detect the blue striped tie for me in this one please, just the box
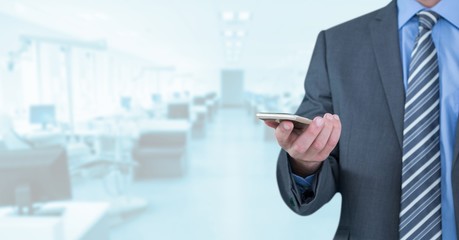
[399,10,442,240]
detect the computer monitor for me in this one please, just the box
[0,146,71,215]
[151,94,162,104]
[120,96,132,110]
[29,105,56,129]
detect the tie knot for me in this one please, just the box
[417,10,440,30]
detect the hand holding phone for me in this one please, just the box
[256,112,312,129]
[258,112,341,177]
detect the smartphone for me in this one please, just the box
[256,112,312,129]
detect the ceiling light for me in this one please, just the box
[235,41,242,47]
[236,30,246,37]
[224,30,233,37]
[238,11,251,21]
[222,11,235,21]
[225,41,233,47]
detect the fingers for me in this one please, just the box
[264,120,279,129]
[287,116,325,160]
[317,114,341,159]
[275,121,295,149]
[288,113,341,162]
[306,113,335,159]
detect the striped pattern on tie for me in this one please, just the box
[399,10,442,240]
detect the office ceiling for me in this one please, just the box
[0,0,388,81]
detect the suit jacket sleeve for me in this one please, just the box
[276,30,340,216]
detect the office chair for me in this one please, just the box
[0,114,33,150]
[72,118,147,221]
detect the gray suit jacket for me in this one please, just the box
[276,1,459,239]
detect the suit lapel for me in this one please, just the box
[370,1,405,149]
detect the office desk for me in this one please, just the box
[136,119,191,133]
[20,130,66,147]
[190,107,207,137]
[133,120,190,179]
[0,202,110,240]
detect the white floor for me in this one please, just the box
[76,107,341,240]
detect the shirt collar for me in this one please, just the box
[397,0,459,29]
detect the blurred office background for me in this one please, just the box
[0,0,388,239]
